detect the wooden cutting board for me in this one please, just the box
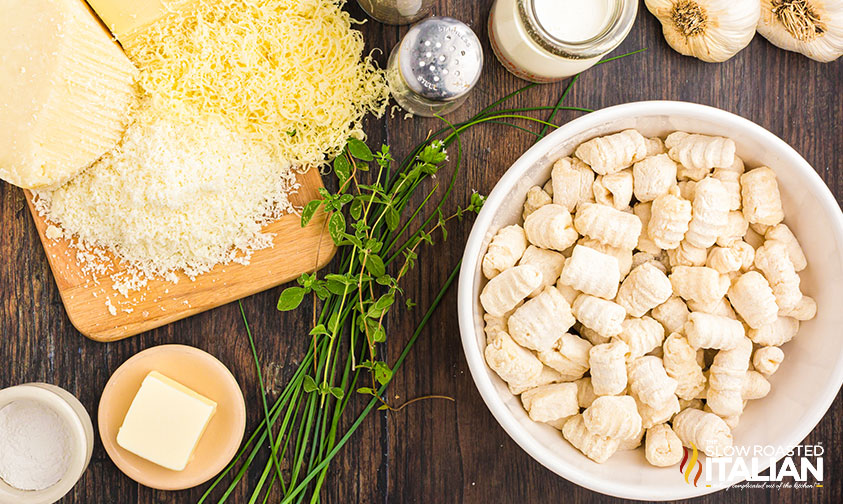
[25,169,335,342]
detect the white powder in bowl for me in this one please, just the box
[0,400,72,491]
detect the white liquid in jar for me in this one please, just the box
[533,0,612,42]
[489,0,628,83]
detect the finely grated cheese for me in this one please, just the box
[34,0,389,300]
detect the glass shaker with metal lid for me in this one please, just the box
[489,0,638,83]
[386,17,484,117]
[356,0,433,25]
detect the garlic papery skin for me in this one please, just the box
[645,0,761,62]
[758,0,843,62]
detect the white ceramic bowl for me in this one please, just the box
[457,101,843,500]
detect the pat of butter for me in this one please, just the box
[116,371,217,471]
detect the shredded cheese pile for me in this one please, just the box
[35,0,388,297]
[128,0,388,166]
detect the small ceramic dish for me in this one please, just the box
[98,344,246,490]
[0,383,94,504]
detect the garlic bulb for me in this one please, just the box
[645,0,761,62]
[758,0,843,62]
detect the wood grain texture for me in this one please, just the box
[1,1,841,503]
[23,169,335,341]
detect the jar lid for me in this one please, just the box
[398,16,483,102]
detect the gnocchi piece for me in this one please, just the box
[645,424,684,467]
[537,333,592,380]
[716,211,749,247]
[765,223,807,271]
[593,170,634,210]
[727,271,779,329]
[706,246,743,275]
[754,241,802,312]
[574,203,642,250]
[555,281,580,306]
[618,426,646,451]
[747,316,799,346]
[484,330,543,387]
[677,179,697,199]
[633,154,677,202]
[559,245,620,300]
[648,187,692,249]
[742,370,771,400]
[666,240,708,268]
[588,340,630,396]
[508,365,565,395]
[663,333,707,400]
[482,225,528,279]
[685,177,730,248]
[572,294,626,338]
[578,237,633,278]
[508,286,576,351]
[543,179,554,197]
[651,297,690,335]
[574,129,649,175]
[646,136,667,156]
[781,295,817,321]
[744,225,766,249]
[631,251,668,274]
[686,297,736,319]
[519,245,565,297]
[679,398,704,412]
[480,264,543,317]
[627,356,678,407]
[562,414,620,464]
[575,377,599,409]
[684,312,745,350]
[672,408,733,457]
[615,317,665,359]
[707,337,753,417]
[635,392,680,429]
[551,156,595,212]
[712,168,743,212]
[632,202,664,255]
[741,167,784,226]
[669,266,730,306]
[577,323,612,346]
[665,132,736,178]
[483,307,518,343]
[752,346,785,376]
[522,186,552,220]
[583,396,643,440]
[523,204,579,251]
[521,383,579,423]
[704,405,743,430]
[616,263,673,317]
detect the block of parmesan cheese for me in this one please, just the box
[86,0,197,48]
[0,0,138,189]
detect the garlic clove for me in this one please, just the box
[758,0,843,62]
[645,0,761,62]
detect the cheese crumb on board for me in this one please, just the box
[0,0,138,189]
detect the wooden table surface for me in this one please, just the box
[2,1,841,503]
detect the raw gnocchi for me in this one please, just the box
[479,129,816,467]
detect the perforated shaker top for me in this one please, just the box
[398,17,483,102]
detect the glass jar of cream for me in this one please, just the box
[489,0,638,83]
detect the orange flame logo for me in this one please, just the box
[679,443,703,486]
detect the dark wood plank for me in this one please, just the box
[0,1,840,503]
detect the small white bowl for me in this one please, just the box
[457,101,843,500]
[0,384,94,504]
